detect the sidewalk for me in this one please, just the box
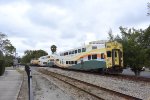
[0,68,23,100]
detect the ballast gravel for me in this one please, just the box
[42,67,150,100]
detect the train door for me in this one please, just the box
[112,49,121,66]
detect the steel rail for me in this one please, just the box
[42,66,150,82]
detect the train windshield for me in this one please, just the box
[107,51,112,57]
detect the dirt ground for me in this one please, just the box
[17,68,101,100]
[32,71,74,100]
[17,70,75,100]
[5,67,110,100]
[17,71,28,100]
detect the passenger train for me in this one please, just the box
[30,58,39,66]
[30,55,54,66]
[30,40,123,74]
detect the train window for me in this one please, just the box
[60,53,64,56]
[107,51,111,57]
[75,50,77,53]
[69,61,71,64]
[64,52,67,55]
[101,53,105,59]
[56,59,59,61]
[71,61,74,64]
[82,48,86,52]
[50,59,54,61]
[75,61,77,64]
[43,62,47,64]
[115,51,117,57]
[78,49,81,53]
[72,51,75,54]
[92,54,97,59]
[66,61,68,64]
[47,56,50,58]
[69,51,72,55]
[107,46,111,48]
[92,46,97,49]
[88,55,91,60]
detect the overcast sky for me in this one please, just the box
[0,0,149,56]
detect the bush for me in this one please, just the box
[0,51,5,76]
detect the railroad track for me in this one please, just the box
[37,68,142,100]
[111,74,150,82]
[48,67,150,83]
[81,71,150,83]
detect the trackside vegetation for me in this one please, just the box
[0,32,16,76]
[0,50,5,76]
[21,50,48,64]
[108,26,150,76]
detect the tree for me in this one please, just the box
[51,45,57,54]
[0,32,16,68]
[4,54,14,67]
[0,50,5,76]
[119,26,146,76]
[141,26,150,67]
[21,50,48,64]
[107,29,114,42]
[108,26,150,76]
[0,32,16,55]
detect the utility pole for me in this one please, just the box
[13,48,18,68]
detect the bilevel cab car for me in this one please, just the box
[49,40,123,74]
[30,58,39,66]
[37,55,53,66]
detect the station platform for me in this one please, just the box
[0,68,23,100]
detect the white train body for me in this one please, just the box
[38,55,50,66]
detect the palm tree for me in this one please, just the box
[51,45,57,54]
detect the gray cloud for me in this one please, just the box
[27,0,82,9]
[0,0,17,4]
[0,0,149,56]
[115,1,150,27]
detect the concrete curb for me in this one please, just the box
[16,71,24,100]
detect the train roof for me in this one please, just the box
[59,40,108,54]
[89,40,108,44]
[39,55,50,59]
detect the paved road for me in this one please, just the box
[122,68,150,78]
[0,69,22,100]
